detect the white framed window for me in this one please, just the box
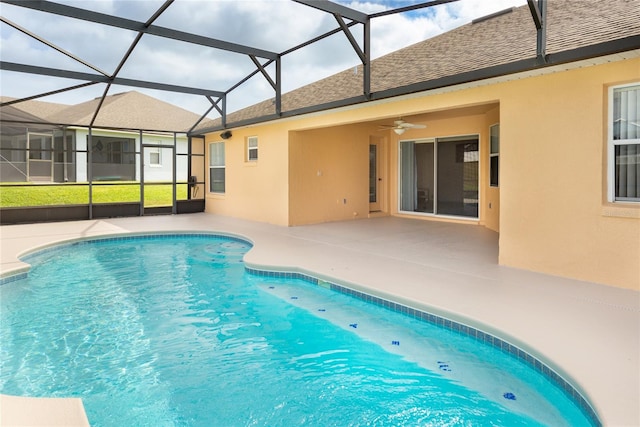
[149,147,161,166]
[209,142,225,193]
[247,136,258,161]
[489,124,499,187]
[609,83,640,202]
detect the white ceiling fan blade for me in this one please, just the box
[379,119,426,131]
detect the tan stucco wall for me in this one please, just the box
[204,124,290,225]
[289,124,370,225]
[205,57,640,289]
[497,61,640,290]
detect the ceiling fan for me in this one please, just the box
[379,119,426,135]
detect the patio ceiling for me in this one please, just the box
[0,0,550,134]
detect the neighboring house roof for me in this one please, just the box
[1,91,202,133]
[0,97,70,119]
[195,0,640,133]
[0,104,59,136]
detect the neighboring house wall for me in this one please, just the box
[204,56,639,290]
[74,129,188,182]
[0,126,76,183]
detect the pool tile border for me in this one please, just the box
[246,266,601,427]
[0,272,28,285]
[0,233,599,426]
[1,233,250,285]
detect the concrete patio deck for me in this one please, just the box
[1,213,638,426]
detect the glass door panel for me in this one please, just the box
[400,140,434,213]
[399,137,478,218]
[369,141,383,212]
[436,138,478,218]
[27,133,53,182]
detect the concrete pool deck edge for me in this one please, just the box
[1,213,638,426]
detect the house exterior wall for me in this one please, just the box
[204,124,290,225]
[497,59,640,290]
[289,124,370,225]
[204,57,639,290]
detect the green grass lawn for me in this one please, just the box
[0,182,189,208]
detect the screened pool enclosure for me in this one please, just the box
[0,107,205,224]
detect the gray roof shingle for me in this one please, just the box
[2,91,202,133]
[196,0,640,131]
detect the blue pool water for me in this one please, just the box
[0,234,595,426]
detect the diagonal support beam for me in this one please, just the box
[369,0,459,19]
[0,62,225,97]
[247,55,281,116]
[207,96,225,118]
[90,0,174,126]
[334,14,366,64]
[0,82,99,107]
[2,0,278,60]
[189,95,225,133]
[293,0,371,101]
[281,20,358,56]
[527,0,543,29]
[0,16,109,77]
[292,0,367,23]
[249,55,276,90]
[89,83,112,127]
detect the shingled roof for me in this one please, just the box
[195,0,640,132]
[0,97,70,120]
[2,91,202,133]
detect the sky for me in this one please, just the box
[0,0,526,119]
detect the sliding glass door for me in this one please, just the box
[399,136,478,218]
[400,139,434,213]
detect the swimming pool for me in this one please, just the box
[0,234,597,426]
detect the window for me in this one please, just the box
[89,136,135,164]
[54,133,74,164]
[28,134,53,160]
[247,136,258,161]
[209,142,225,193]
[489,124,499,187]
[609,83,640,202]
[149,147,161,166]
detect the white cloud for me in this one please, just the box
[1,0,525,119]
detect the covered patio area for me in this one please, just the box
[0,213,638,426]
